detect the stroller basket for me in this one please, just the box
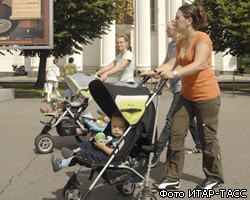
[56,119,78,136]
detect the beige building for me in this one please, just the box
[0,0,237,76]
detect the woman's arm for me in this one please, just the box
[159,42,210,79]
[104,59,129,75]
[100,59,130,81]
[138,50,177,78]
[95,60,116,77]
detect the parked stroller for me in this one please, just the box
[62,77,167,200]
[34,73,106,154]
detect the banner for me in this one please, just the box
[0,0,53,49]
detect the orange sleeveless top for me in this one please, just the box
[176,32,220,101]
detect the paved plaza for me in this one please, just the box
[0,77,250,199]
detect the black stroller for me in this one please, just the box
[62,77,167,200]
[35,73,103,154]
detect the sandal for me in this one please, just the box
[186,147,201,155]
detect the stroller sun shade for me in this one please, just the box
[89,80,150,125]
[65,73,95,102]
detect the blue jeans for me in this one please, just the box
[65,83,72,101]
[156,92,201,154]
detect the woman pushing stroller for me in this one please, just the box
[95,34,135,84]
[139,3,224,190]
[51,111,128,172]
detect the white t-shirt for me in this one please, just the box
[115,50,135,83]
[46,64,60,81]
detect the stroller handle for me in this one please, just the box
[153,78,168,95]
[137,76,151,87]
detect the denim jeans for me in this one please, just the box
[156,92,201,154]
[163,95,224,183]
[65,83,72,101]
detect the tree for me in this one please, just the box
[21,0,122,87]
[194,0,250,58]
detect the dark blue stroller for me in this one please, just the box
[62,77,167,200]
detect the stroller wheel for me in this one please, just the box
[63,173,78,198]
[64,185,80,200]
[116,182,136,196]
[34,133,53,154]
[135,190,157,200]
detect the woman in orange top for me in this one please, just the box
[139,4,224,190]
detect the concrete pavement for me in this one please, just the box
[0,87,250,199]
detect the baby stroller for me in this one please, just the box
[62,77,167,200]
[34,73,107,154]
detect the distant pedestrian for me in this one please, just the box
[46,59,61,103]
[63,57,77,101]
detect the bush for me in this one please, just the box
[239,55,250,74]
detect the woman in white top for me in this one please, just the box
[46,59,61,102]
[95,34,135,83]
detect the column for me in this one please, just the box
[166,0,182,45]
[157,0,166,66]
[100,21,116,67]
[169,0,182,20]
[135,0,151,69]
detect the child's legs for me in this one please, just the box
[53,81,61,98]
[76,141,108,163]
[47,81,53,102]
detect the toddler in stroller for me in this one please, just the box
[59,78,167,200]
[51,111,128,172]
[35,73,108,154]
[40,96,77,114]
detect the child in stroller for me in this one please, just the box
[60,78,167,200]
[39,94,83,114]
[51,111,128,172]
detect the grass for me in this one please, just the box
[11,86,67,98]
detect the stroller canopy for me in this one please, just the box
[65,73,95,102]
[89,80,150,125]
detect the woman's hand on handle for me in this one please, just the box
[158,69,175,79]
[99,73,108,82]
[138,68,160,78]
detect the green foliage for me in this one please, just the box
[194,0,250,57]
[21,0,121,58]
[239,54,250,73]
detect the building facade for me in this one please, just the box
[0,0,237,76]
